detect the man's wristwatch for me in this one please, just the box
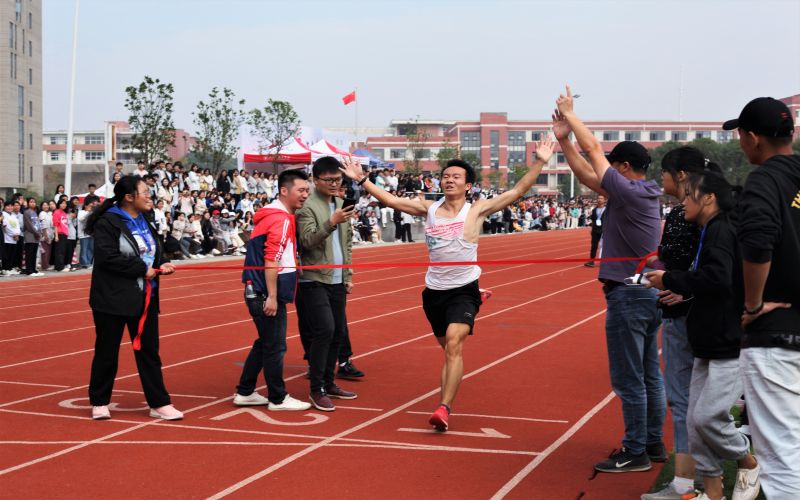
[357,176,368,186]
[743,303,764,316]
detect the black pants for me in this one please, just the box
[88,299,171,408]
[24,242,38,274]
[296,282,347,393]
[2,242,17,271]
[339,324,353,364]
[394,221,403,240]
[589,230,602,259]
[53,237,67,270]
[401,223,413,242]
[65,239,77,268]
[237,298,288,404]
[15,239,23,268]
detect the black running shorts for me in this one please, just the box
[421,280,482,338]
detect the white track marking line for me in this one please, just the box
[207,307,605,499]
[0,276,599,478]
[405,411,568,424]
[0,380,69,388]
[490,391,617,499]
[110,389,216,400]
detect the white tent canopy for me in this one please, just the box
[309,140,369,166]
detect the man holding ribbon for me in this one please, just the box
[339,138,553,432]
[85,175,181,421]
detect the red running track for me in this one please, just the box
[0,229,670,498]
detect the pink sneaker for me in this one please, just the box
[92,405,111,420]
[429,405,450,432]
[149,404,183,421]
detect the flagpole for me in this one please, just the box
[65,0,80,196]
[354,87,358,144]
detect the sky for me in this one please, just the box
[42,0,800,133]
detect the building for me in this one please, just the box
[42,121,196,195]
[0,0,41,198]
[363,93,800,194]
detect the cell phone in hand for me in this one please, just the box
[342,198,357,210]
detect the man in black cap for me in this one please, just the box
[730,96,800,499]
[553,86,666,474]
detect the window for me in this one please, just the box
[85,151,105,161]
[490,130,499,160]
[28,40,30,55]
[536,174,548,185]
[649,131,666,141]
[28,133,32,150]
[21,29,24,54]
[460,131,480,150]
[556,153,565,164]
[10,52,16,79]
[18,154,24,183]
[17,85,23,115]
[671,131,688,141]
[28,12,31,29]
[531,131,544,141]
[18,119,24,149]
[389,148,406,159]
[28,100,31,117]
[508,131,526,148]
[28,67,31,84]
[602,131,619,141]
[508,151,525,164]
[718,131,732,143]
[85,135,104,145]
[695,131,711,139]
[414,149,431,160]
[49,151,60,161]
[9,22,13,48]
[29,165,32,182]
[624,131,641,141]
[15,0,21,22]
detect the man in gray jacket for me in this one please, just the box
[296,156,359,411]
[22,197,43,276]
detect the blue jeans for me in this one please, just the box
[79,237,93,267]
[662,317,693,454]
[236,299,288,404]
[604,285,666,455]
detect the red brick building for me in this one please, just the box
[363,93,800,194]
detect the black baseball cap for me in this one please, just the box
[606,141,651,170]
[722,97,794,137]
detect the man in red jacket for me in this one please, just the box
[233,169,312,411]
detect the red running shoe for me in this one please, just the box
[429,405,450,432]
[480,288,493,303]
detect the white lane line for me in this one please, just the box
[110,389,217,400]
[405,411,568,424]
[0,380,69,388]
[490,391,617,499]
[0,276,599,480]
[207,307,605,499]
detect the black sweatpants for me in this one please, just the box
[589,230,602,259]
[296,282,347,393]
[2,242,17,271]
[88,299,171,408]
[24,242,38,274]
[53,237,67,271]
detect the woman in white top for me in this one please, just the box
[339,139,554,433]
[38,201,53,270]
[201,168,214,191]
[187,164,201,191]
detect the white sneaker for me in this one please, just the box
[149,404,184,420]
[233,392,269,406]
[694,495,725,500]
[92,405,111,420]
[211,249,221,256]
[60,268,71,273]
[732,463,760,500]
[30,272,45,277]
[268,394,312,411]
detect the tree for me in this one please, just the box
[192,87,246,174]
[248,99,302,157]
[460,151,482,185]
[793,137,800,155]
[402,121,430,174]
[648,138,755,186]
[509,163,529,187]
[124,76,176,164]
[486,170,501,189]
[435,140,458,170]
[557,173,575,200]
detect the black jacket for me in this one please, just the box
[589,206,605,234]
[736,154,800,346]
[89,211,167,316]
[658,205,700,319]
[663,215,743,359]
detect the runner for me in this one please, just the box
[338,138,554,431]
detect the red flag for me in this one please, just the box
[342,90,356,105]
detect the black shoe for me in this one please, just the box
[646,442,668,463]
[594,448,651,473]
[584,261,595,268]
[336,360,364,379]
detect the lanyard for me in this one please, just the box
[691,225,707,272]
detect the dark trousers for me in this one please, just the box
[2,242,17,270]
[339,324,353,363]
[237,299,288,404]
[296,282,347,393]
[15,239,23,268]
[24,242,38,274]
[88,299,171,408]
[65,239,77,268]
[394,221,403,240]
[589,230,602,259]
[53,237,67,270]
[401,223,413,242]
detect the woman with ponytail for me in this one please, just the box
[85,175,182,421]
[645,171,760,500]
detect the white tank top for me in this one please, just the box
[424,198,481,290]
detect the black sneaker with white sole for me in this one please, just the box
[594,448,652,473]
